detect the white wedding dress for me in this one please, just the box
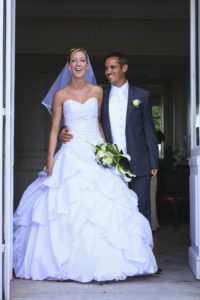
[13,97,157,282]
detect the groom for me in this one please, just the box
[60,52,158,221]
[101,52,158,221]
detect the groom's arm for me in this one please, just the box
[59,126,73,143]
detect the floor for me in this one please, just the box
[10,223,200,300]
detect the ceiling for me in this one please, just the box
[15,0,190,83]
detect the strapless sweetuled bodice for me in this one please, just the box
[63,97,101,140]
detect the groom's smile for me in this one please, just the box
[104,57,128,87]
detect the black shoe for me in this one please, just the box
[155,267,162,274]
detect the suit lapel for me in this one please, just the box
[103,87,113,143]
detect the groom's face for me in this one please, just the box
[105,57,128,87]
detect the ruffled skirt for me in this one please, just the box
[13,138,157,282]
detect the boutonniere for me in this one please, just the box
[132,99,141,108]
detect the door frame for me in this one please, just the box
[0,0,4,298]
[0,0,16,299]
[189,0,200,280]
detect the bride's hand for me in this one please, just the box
[46,157,54,176]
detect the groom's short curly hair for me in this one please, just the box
[105,52,128,68]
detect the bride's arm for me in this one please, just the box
[97,87,106,142]
[46,92,63,176]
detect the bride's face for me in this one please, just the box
[69,51,88,78]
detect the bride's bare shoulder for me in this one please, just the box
[53,87,70,106]
[95,85,103,99]
[88,84,103,95]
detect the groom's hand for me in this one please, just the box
[151,168,158,179]
[60,127,73,143]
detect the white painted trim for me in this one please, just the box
[189,152,200,279]
[3,0,16,299]
[188,0,200,281]
[0,0,4,298]
[189,246,200,279]
[191,145,200,156]
[10,0,15,280]
[190,0,196,149]
[199,0,200,121]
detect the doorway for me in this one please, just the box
[3,0,199,299]
[14,0,190,264]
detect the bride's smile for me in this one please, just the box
[69,51,88,78]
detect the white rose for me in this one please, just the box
[97,150,106,159]
[132,99,141,108]
[102,152,113,166]
[100,144,107,151]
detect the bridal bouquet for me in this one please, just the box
[89,142,135,182]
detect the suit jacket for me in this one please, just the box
[101,85,159,176]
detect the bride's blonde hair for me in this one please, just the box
[67,48,88,63]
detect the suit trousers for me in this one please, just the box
[129,175,151,222]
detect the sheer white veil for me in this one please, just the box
[42,54,97,114]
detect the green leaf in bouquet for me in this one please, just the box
[105,143,117,155]
[111,155,119,166]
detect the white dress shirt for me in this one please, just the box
[109,81,129,154]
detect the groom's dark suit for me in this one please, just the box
[101,85,159,221]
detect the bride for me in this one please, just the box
[13,48,157,282]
